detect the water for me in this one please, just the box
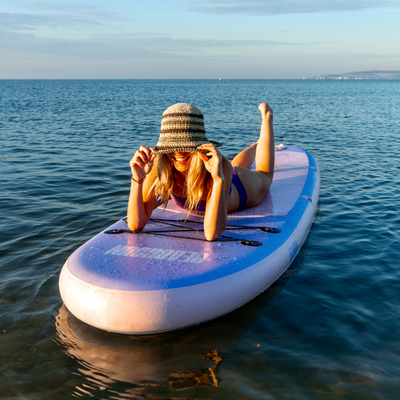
[1,79,399,399]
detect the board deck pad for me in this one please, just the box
[154,146,309,219]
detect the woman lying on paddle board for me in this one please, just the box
[128,102,274,241]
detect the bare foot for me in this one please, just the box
[258,102,273,118]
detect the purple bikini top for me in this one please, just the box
[170,194,207,213]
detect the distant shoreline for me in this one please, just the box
[304,70,400,80]
[1,73,400,80]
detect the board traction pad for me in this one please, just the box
[153,146,309,218]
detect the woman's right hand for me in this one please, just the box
[130,146,155,181]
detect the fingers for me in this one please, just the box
[137,146,154,164]
[198,143,215,149]
[198,144,217,160]
[198,144,222,167]
[130,146,156,181]
[198,143,217,153]
[130,146,154,168]
[197,144,224,178]
[148,147,156,161]
[198,151,210,162]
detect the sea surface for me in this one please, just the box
[0,79,399,400]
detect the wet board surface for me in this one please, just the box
[59,145,320,334]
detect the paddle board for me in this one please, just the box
[59,145,320,334]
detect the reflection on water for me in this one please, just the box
[168,350,222,390]
[55,272,285,398]
[55,306,229,398]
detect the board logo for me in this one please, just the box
[104,245,210,264]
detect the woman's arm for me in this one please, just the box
[127,146,157,231]
[198,144,231,241]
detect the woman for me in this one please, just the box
[128,102,274,241]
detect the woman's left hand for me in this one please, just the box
[198,144,223,179]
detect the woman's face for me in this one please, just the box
[167,152,193,173]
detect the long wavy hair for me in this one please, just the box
[147,153,208,213]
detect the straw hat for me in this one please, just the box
[152,103,222,155]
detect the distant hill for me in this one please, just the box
[304,70,400,80]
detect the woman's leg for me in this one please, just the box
[231,103,274,175]
[231,141,258,169]
[255,103,274,180]
[228,103,275,210]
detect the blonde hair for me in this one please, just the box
[147,153,208,213]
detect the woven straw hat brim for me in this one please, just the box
[153,103,222,155]
[152,140,222,155]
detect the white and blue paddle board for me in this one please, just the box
[59,145,320,334]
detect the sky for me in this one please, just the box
[1,0,400,79]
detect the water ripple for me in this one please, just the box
[1,79,400,399]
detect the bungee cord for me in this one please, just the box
[104,218,280,246]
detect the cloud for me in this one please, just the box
[0,2,128,32]
[185,0,400,15]
[0,29,298,60]
[20,1,126,21]
[21,1,103,12]
[0,11,103,31]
